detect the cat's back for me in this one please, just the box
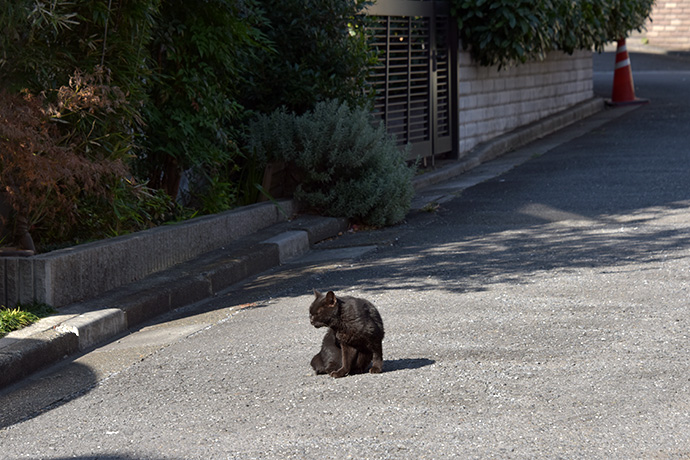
[340,295,384,338]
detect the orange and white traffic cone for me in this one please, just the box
[607,38,649,106]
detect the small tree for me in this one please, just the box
[0,90,126,247]
[0,0,171,247]
[0,0,158,158]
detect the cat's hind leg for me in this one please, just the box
[352,350,373,374]
[369,342,384,374]
[312,329,342,375]
[310,352,328,374]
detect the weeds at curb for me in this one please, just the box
[0,302,56,337]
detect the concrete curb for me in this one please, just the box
[1,200,299,309]
[412,97,604,190]
[0,97,607,390]
[0,215,348,389]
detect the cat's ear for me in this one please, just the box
[313,289,321,298]
[326,291,337,306]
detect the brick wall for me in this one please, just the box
[643,0,690,50]
[458,49,594,154]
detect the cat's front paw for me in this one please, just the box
[329,369,348,378]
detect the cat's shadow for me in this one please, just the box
[383,358,435,373]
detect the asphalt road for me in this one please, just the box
[1,51,689,459]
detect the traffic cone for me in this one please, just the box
[607,38,649,106]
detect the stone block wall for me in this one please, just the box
[644,0,690,50]
[0,200,295,308]
[458,49,594,154]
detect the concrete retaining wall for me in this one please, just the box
[458,49,594,154]
[0,200,296,308]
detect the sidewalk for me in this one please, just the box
[0,97,615,390]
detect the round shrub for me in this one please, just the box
[248,100,415,227]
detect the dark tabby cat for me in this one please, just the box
[309,290,385,378]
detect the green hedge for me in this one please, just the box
[451,0,656,68]
[0,0,380,248]
[137,0,268,205]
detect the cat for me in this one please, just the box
[310,328,373,376]
[309,290,385,378]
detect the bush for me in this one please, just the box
[0,86,182,249]
[248,100,415,227]
[0,302,56,337]
[0,0,174,248]
[0,0,157,159]
[451,0,656,68]
[1,0,386,248]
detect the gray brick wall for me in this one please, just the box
[644,0,690,50]
[458,50,594,154]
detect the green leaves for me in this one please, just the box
[0,0,392,250]
[239,0,376,115]
[248,100,415,227]
[0,302,55,336]
[451,0,655,69]
[140,0,267,203]
[0,308,39,336]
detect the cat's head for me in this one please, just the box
[309,289,338,328]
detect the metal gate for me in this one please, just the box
[365,0,457,163]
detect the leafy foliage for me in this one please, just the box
[249,100,415,227]
[0,89,125,244]
[451,0,656,68]
[0,0,170,248]
[0,0,158,157]
[0,302,56,337]
[139,0,270,205]
[0,307,39,336]
[0,75,180,248]
[239,0,377,115]
[0,0,386,248]
[73,179,181,244]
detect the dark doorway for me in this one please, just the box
[366,0,458,164]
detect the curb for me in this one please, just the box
[1,200,298,309]
[412,97,604,190]
[0,97,609,390]
[0,215,348,389]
